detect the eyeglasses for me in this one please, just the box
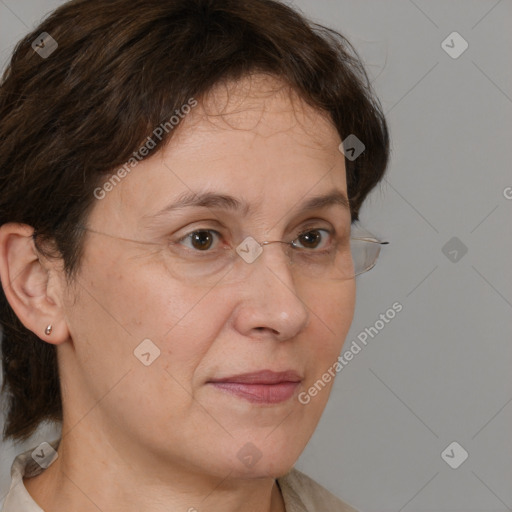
[75,222,388,287]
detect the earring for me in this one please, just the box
[44,324,53,335]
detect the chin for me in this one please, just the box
[231,459,297,480]
[225,439,305,479]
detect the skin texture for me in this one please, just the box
[0,74,356,512]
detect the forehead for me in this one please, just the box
[88,74,347,231]
[176,74,342,161]
[190,73,339,145]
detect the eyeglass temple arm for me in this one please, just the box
[351,237,389,245]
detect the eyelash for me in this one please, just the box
[175,226,337,253]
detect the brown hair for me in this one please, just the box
[0,0,389,442]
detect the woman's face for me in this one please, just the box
[57,75,356,479]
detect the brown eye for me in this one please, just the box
[184,230,217,251]
[295,229,327,249]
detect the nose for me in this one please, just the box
[231,243,309,341]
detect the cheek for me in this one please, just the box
[63,257,236,438]
[108,263,243,401]
[298,280,355,406]
[83,242,221,337]
[65,248,229,387]
[301,279,355,354]
[294,283,355,418]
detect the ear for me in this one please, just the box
[0,223,70,345]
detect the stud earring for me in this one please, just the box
[44,324,53,335]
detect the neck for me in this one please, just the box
[23,428,286,512]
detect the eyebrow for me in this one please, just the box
[146,189,350,221]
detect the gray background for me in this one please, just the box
[1,1,511,511]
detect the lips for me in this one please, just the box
[209,370,302,385]
[208,370,302,404]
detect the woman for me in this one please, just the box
[0,0,389,510]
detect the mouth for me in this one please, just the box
[207,370,302,404]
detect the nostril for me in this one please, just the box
[254,326,280,335]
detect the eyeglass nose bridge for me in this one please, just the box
[260,240,292,247]
[257,239,295,263]
[234,236,295,266]
[261,238,298,251]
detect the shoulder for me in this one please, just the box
[277,468,360,512]
[1,439,60,512]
